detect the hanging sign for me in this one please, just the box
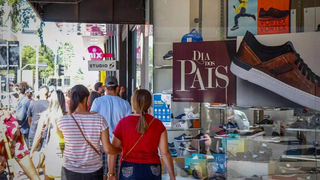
[88,46,113,60]
[88,61,117,71]
[173,41,236,103]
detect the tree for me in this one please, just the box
[72,68,84,85]
[21,45,55,81]
[57,42,75,75]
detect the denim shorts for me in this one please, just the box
[61,167,103,180]
[119,161,161,180]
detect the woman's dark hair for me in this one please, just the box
[131,89,152,134]
[69,85,90,114]
[89,92,101,107]
[56,90,67,115]
[18,82,29,94]
[94,82,103,91]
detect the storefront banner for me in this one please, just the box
[257,0,290,35]
[87,46,112,60]
[227,0,290,38]
[88,61,116,71]
[153,94,171,128]
[173,41,236,103]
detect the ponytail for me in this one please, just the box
[137,111,148,134]
[69,91,79,114]
[132,89,152,134]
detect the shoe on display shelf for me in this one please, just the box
[175,114,185,120]
[179,143,186,150]
[287,115,320,129]
[163,50,173,60]
[234,110,250,130]
[170,148,178,157]
[182,113,200,120]
[174,133,192,141]
[257,115,274,125]
[187,146,197,152]
[215,130,229,137]
[173,120,188,130]
[168,142,175,149]
[259,7,290,21]
[231,31,320,111]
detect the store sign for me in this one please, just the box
[173,41,236,103]
[88,61,116,71]
[88,46,112,60]
[153,94,171,128]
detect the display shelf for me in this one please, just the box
[154,65,173,69]
[257,124,274,127]
[281,155,320,161]
[286,128,320,132]
[162,174,208,180]
[166,128,202,131]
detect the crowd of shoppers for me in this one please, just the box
[0,77,175,180]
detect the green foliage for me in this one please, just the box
[6,0,37,33]
[21,45,55,80]
[0,0,5,6]
[57,42,75,75]
[72,68,84,85]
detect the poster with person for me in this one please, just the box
[227,0,290,38]
[227,0,258,38]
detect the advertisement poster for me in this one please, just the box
[227,0,290,38]
[227,0,258,38]
[173,41,236,103]
[257,0,290,35]
[153,94,172,127]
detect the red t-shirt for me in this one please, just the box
[113,114,166,164]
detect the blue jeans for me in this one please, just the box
[119,161,161,180]
[235,7,254,25]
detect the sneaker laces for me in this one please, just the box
[295,54,320,86]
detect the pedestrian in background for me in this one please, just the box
[27,86,50,149]
[31,90,67,179]
[58,85,121,180]
[87,91,101,111]
[90,76,131,180]
[109,89,176,180]
[94,82,104,96]
[14,82,31,147]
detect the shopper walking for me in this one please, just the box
[90,76,131,180]
[14,82,31,147]
[94,82,105,96]
[109,89,175,180]
[57,85,121,180]
[27,86,50,149]
[31,90,67,179]
[88,91,101,111]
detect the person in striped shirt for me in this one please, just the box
[57,85,121,180]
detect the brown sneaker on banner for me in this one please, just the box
[259,7,290,21]
[231,31,320,111]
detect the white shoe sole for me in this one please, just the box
[230,61,320,111]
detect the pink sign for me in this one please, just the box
[88,46,113,60]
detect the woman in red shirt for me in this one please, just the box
[108,89,175,180]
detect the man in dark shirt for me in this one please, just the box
[27,86,49,149]
[14,82,31,146]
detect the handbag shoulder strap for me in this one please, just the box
[122,117,156,161]
[70,114,100,155]
[190,29,198,33]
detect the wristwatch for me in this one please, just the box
[107,172,116,177]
